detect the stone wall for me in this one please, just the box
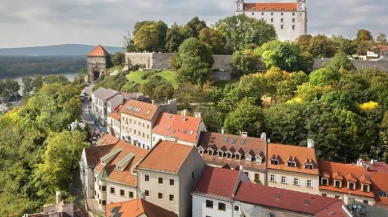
[212,55,232,71]
[125,53,152,68]
[314,58,388,72]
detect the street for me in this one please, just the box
[81,83,94,126]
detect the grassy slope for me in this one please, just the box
[126,70,179,88]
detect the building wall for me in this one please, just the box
[120,114,153,149]
[137,170,180,215]
[79,149,96,198]
[192,195,233,217]
[87,56,107,82]
[107,95,124,117]
[94,172,107,209]
[106,181,137,205]
[267,169,319,194]
[319,189,375,205]
[108,117,121,138]
[313,58,388,72]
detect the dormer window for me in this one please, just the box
[348,182,355,190]
[217,150,224,157]
[305,163,314,169]
[245,154,252,162]
[198,147,205,155]
[362,184,370,192]
[334,180,342,188]
[287,161,296,167]
[256,156,262,163]
[321,177,329,186]
[379,191,387,197]
[271,159,279,165]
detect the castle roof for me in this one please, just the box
[243,3,298,11]
[88,45,110,57]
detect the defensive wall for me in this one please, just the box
[314,58,388,72]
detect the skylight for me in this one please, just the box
[379,191,387,197]
[189,130,194,135]
[224,137,229,142]
[240,138,245,145]
[183,129,188,134]
[232,138,237,144]
[172,129,176,134]
[146,110,150,115]
[167,126,171,131]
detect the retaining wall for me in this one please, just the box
[314,58,388,72]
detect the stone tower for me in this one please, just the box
[236,0,244,11]
[87,45,110,82]
[297,0,307,35]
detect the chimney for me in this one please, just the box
[221,128,224,134]
[260,132,267,140]
[267,138,271,144]
[371,159,374,165]
[151,99,155,104]
[241,132,248,137]
[239,165,244,171]
[56,191,61,204]
[194,112,201,118]
[307,139,315,148]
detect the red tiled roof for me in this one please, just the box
[366,161,388,173]
[267,143,318,175]
[318,161,374,198]
[105,199,177,217]
[198,132,267,171]
[87,45,110,57]
[138,141,194,174]
[152,113,203,143]
[110,105,123,121]
[86,134,119,166]
[119,100,159,121]
[243,3,297,11]
[234,182,341,215]
[314,201,347,217]
[94,140,148,186]
[370,172,388,206]
[194,166,241,198]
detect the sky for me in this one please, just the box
[0,0,387,48]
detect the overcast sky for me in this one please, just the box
[0,0,387,48]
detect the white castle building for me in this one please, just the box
[236,0,307,41]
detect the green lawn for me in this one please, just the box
[126,70,178,88]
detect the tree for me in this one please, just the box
[123,32,136,52]
[141,76,174,103]
[22,77,34,96]
[308,34,336,58]
[338,38,356,55]
[181,16,207,39]
[133,21,155,36]
[176,38,214,85]
[309,67,340,86]
[196,106,225,133]
[356,29,373,42]
[111,52,124,66]
[376,33,387,45]
[328,51,356,71]
[165,23,185,53]
[261,41,313,73]
[198,27,226,54]
[134,23,159,52]
[43,75,69,84]
[215,14,276,53]
[230,49,262,77]
[295,34,312,52]
[2,78,20,97]
[33,74,43,91]
[354,40,373,55]
[224,97,264,137]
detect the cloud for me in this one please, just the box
[0,0,387,47]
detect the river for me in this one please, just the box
[1,72,78,95]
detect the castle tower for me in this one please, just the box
[236,0,244,11]
[87,45,110,82]
[297,0,307,35]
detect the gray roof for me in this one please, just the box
[93,87,119,101]
[107,94,123,103]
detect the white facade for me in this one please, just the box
[108,117,121,138]
[236,0,307,41]
[107,95,124,117]
[120,114,154,150]
[79,149,95,198]
[192,195,233,217]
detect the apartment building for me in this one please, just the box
[79,134,119,198]
[151,110,207,147]
[318,160,375,205]
[266,141,320,194]
[93,140,148,209]
[108,105,122,138]
[92,87,120,126]
[197,132,267,184]
[137,140,206,217]
[370,171,388,209]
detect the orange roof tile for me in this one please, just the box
[138,141,193,174]
[267,143,318,175]
[106,199,177,217]
[244,3,297,11]
[87,45,110,57]
[110,105,123,121]
[320,170,331,178]
[318,161,374,198]
[119,100,159,121]
[95,140,148,186]
[152,113,202,143]
[370,172,388,206]
[359,175,371,184]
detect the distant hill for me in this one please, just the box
[0,44,123,56]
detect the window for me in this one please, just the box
[294,178,299,185]
[95,177,96,182]
[281,18,284,22]
[254,173,260,181]
[206,200,213,208]
[335,196,340,199]
[129,191,134,198]
[169,194,174,201]
[305,163,313,169]
[292,25,295,30]
[147,134,149,139]
[281,25,284,29]
[192,171,195,179]
[292,12,295,16]
[348,182,355,190]
[271,12,273,15]
[271,18,273,22]
[363,200,368,204]
[218,202,226,211]
[322,194,327,197]
[102,200,106,205]
[134,129,137,134]
[270,159,279,165]
[252,12,254,15]
[170,179,175,186]
[147,124,149,129]
[379,191,387,197]
[335,180,341,188]
[145,190,149,196]
[307,180,312,187]
[142,133,145,137]
[281,176,286,184]
[110,187,115,194]
[270,174,275,182]
[234,206,239,211]
[158,177,163,184]
[281,12,283,16]
[158,193,163,199]
[322,178,329,186]
[292,18,295,23]
[102,186,106,192]
[145,175,149,181]
[287,161,296,167]
[261,12,264,15]
[120,189,125,196]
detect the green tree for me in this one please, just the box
[176,38,214,85]
[329,51,356,71]
[33,74,43,91]
[182,16,207,39]
[261,41,313,73]
[215,14,276,53]
[134,23,159,52]
[2,78,20,97]
[230,49,262,77]
[123,32,136,52]
[376,33,387,45]
[196,106,225,133]
[356,29,373,42]
[309,67,340,86]
[22,76,34,96]
[198,27,226,54]
[133,21,155,36]
[43,75,69,84]
[308,34,336,58]
[141,76,174,103]
[111,52,124,66]
[295,34,312,52]
[224,97,264,137]
[165,23,185,53]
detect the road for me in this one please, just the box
[81,83,94,126]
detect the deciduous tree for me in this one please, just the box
[230,49,262,77]
[165,23,185,53]
[198,27,226,54]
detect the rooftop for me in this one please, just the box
[110,105,122,121]
[93,87,119,101]
[314,201,346,217]
[365,160,388,173]
[370,172,388,206]
[343,201,388,217]
[318,161,374,198]
[95,140,148,186]
[105,199,177,217]
[267,143,318,175]
[234,182,341,215]
[138,141,193,174]
[243,3,298,11]
[87,45,110,57]
[119,99,159,121]
[85,134,118,166]
[197,132,267,172]
[152,112,203,143]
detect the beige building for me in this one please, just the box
[197,132,268,185]
[266,141,320,194]
[137,140,206,217]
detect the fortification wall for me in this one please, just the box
[125,53,152,68]
[152,53,173,69]
[212,55,232,71]
[314,58,388,72]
